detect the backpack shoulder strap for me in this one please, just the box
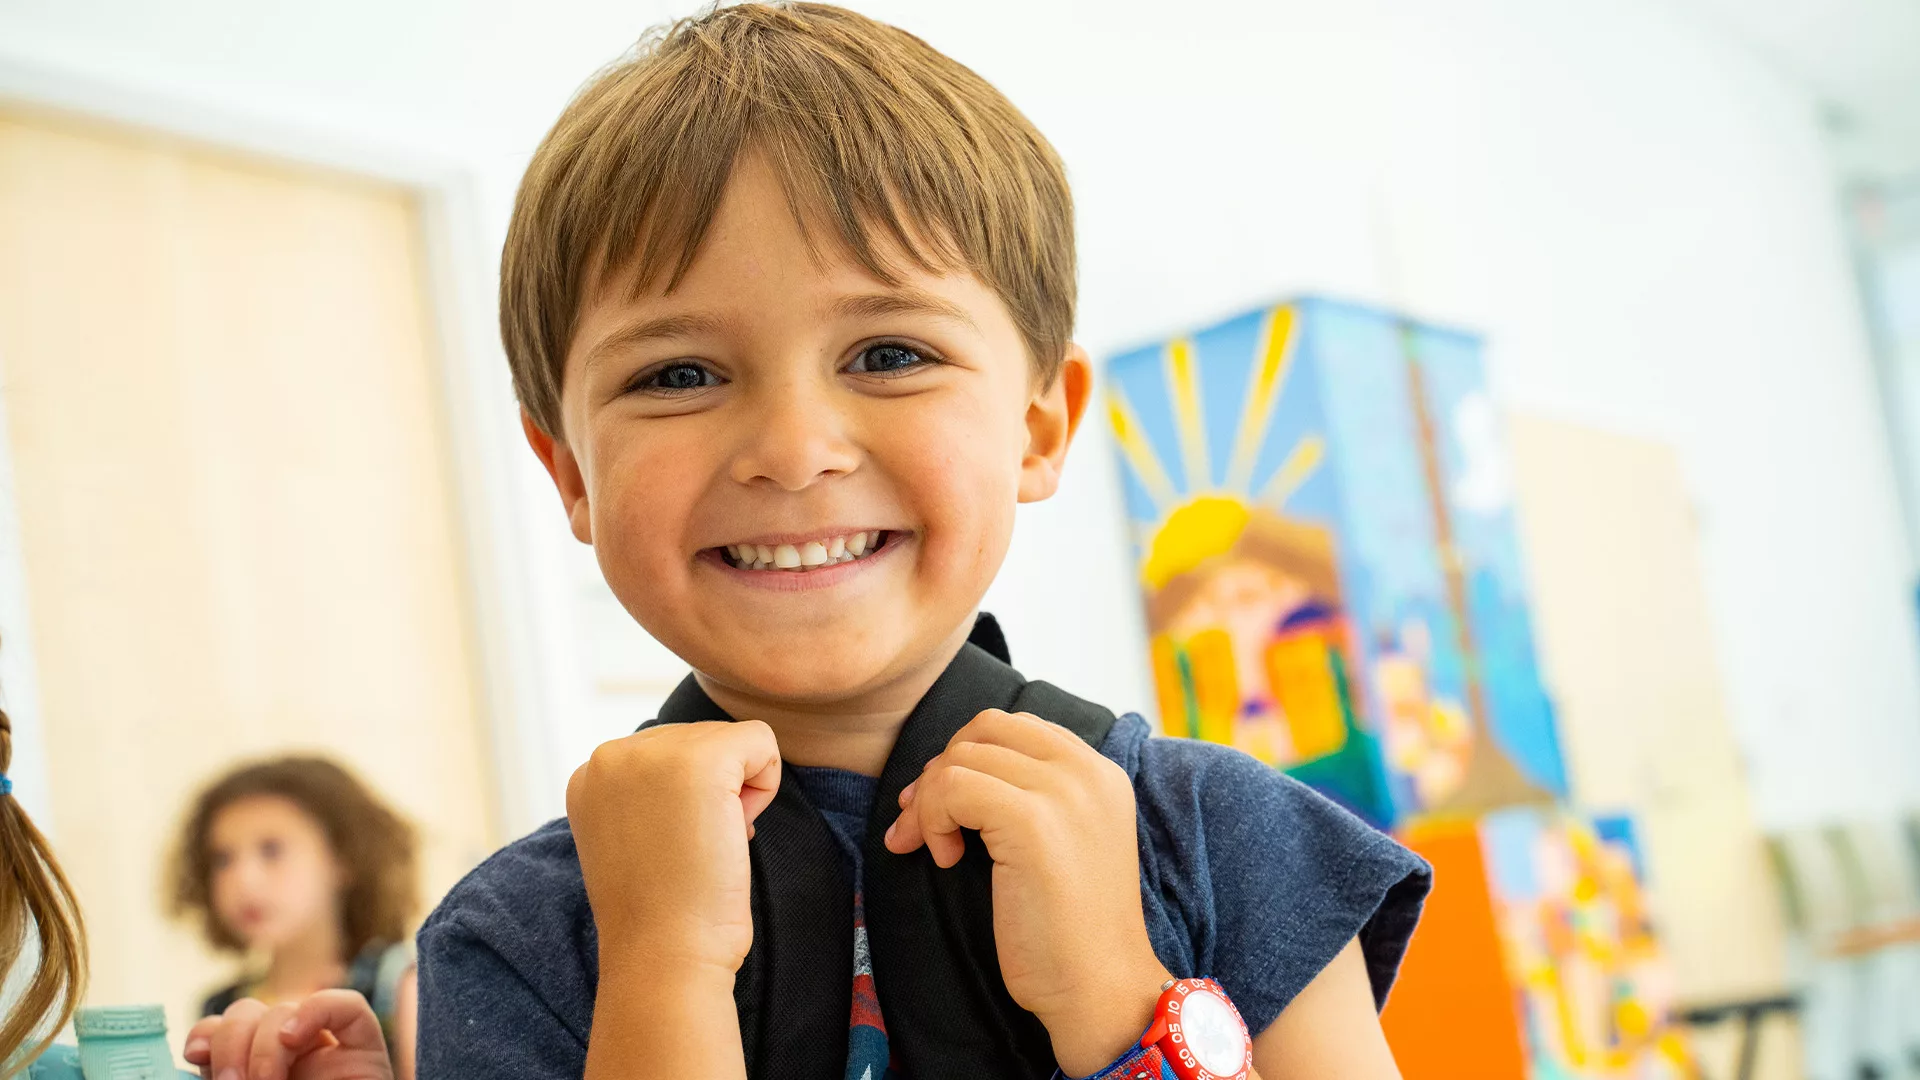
[1009,678,1118,751]
[971,611,1117,750]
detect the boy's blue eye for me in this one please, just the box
[850,343,934,375]
[635,362,720,393]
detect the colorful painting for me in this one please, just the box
[1107,297,1566,827]
[1406,324,1570,808]
[1385,810,1695,1079]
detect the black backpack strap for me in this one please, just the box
[864,643,1056,1078]
[862,640,1123,1079]
[735,778,852,1078]
[966,610,1012,664]
[968,611,1116,749]
[1009,678,1118,750]
[647,676,852,1080]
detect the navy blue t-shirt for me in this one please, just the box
[415,714,1430,1079]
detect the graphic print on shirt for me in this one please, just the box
[846,889,895,1079]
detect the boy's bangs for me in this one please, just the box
[605,126,973,306]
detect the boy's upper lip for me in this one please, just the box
[709,526,904,548]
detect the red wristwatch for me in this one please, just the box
[1138,977,1252,1080]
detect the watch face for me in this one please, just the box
[1180,989,1246,1075]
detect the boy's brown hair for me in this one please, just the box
[502,1,1077,437]
[167,756,419,957]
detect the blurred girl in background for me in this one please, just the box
[0,653,87,1073]
[169,757,420,1080]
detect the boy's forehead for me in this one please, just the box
[573,206,1011,373]
[578,153,987,317]
[613,160,940,291]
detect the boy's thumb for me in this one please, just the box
[281,990,387,1056]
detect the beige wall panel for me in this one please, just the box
[0,110,498,1048]
[1508,413,1797,1079]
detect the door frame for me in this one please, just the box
[0,56,557,839]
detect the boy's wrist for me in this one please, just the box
[595,911,750,978]
[1040,955,1175,1078]
[598,938,741,1003]
[589,949,744,1080]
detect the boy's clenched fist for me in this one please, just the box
[884,709,1173,1076]
[567,719,782,975]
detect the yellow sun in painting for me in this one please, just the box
[1140,496,1249,590]
[1109,304,1328,588]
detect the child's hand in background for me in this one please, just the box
[883,709,1173,1077]
[566,719,782,977]
[182,990,392,1080]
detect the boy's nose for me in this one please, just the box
[729,383,861,491]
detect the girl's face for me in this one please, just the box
[206,795,345,954]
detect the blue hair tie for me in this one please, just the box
[0,774,11,796]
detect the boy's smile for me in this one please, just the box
[527,151,1089,735]
[711,528,895,580]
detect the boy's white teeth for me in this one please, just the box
[725,531,886,571]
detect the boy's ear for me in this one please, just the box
[521,409,594,544]
[1017,343,1092,504]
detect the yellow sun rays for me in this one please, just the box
[1164,337,1211,492]
[1226,306,1297,493]
[1110,303,1322,532]
[1258,434,1325,507]
[1106,387,1180,515]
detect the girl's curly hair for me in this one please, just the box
[168,756,418,956]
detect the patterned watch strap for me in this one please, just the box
[1063,1042,1175,1080]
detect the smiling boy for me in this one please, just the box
[413,6,1429,1079]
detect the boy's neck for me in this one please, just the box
[695,620,976,777]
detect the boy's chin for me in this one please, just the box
[704,652,896,704]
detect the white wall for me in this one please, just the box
[2,0,1915,832]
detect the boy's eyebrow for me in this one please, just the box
[581,312,732,370]
[832,289,979,332]
[581,290,976,372]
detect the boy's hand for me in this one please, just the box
[566,719,781,977]
[182,990,392,1080]
[884,709,1173,1077]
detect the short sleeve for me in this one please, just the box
[1111,718,1431,1037]
[414,820,598,1080]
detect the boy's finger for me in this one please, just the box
[926,766,1022,866]
[889,765,971,859]
[888,769,951,854]
[730,720,783,823]
[210,999,268,1079]
[891,764,1026,868]
[951,709,1081,762]
[248,1002,302,1080]
[884,801,923,855]
[281,989,387,1056]
[934,738,1051,792]
[183,1017,220,1066]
